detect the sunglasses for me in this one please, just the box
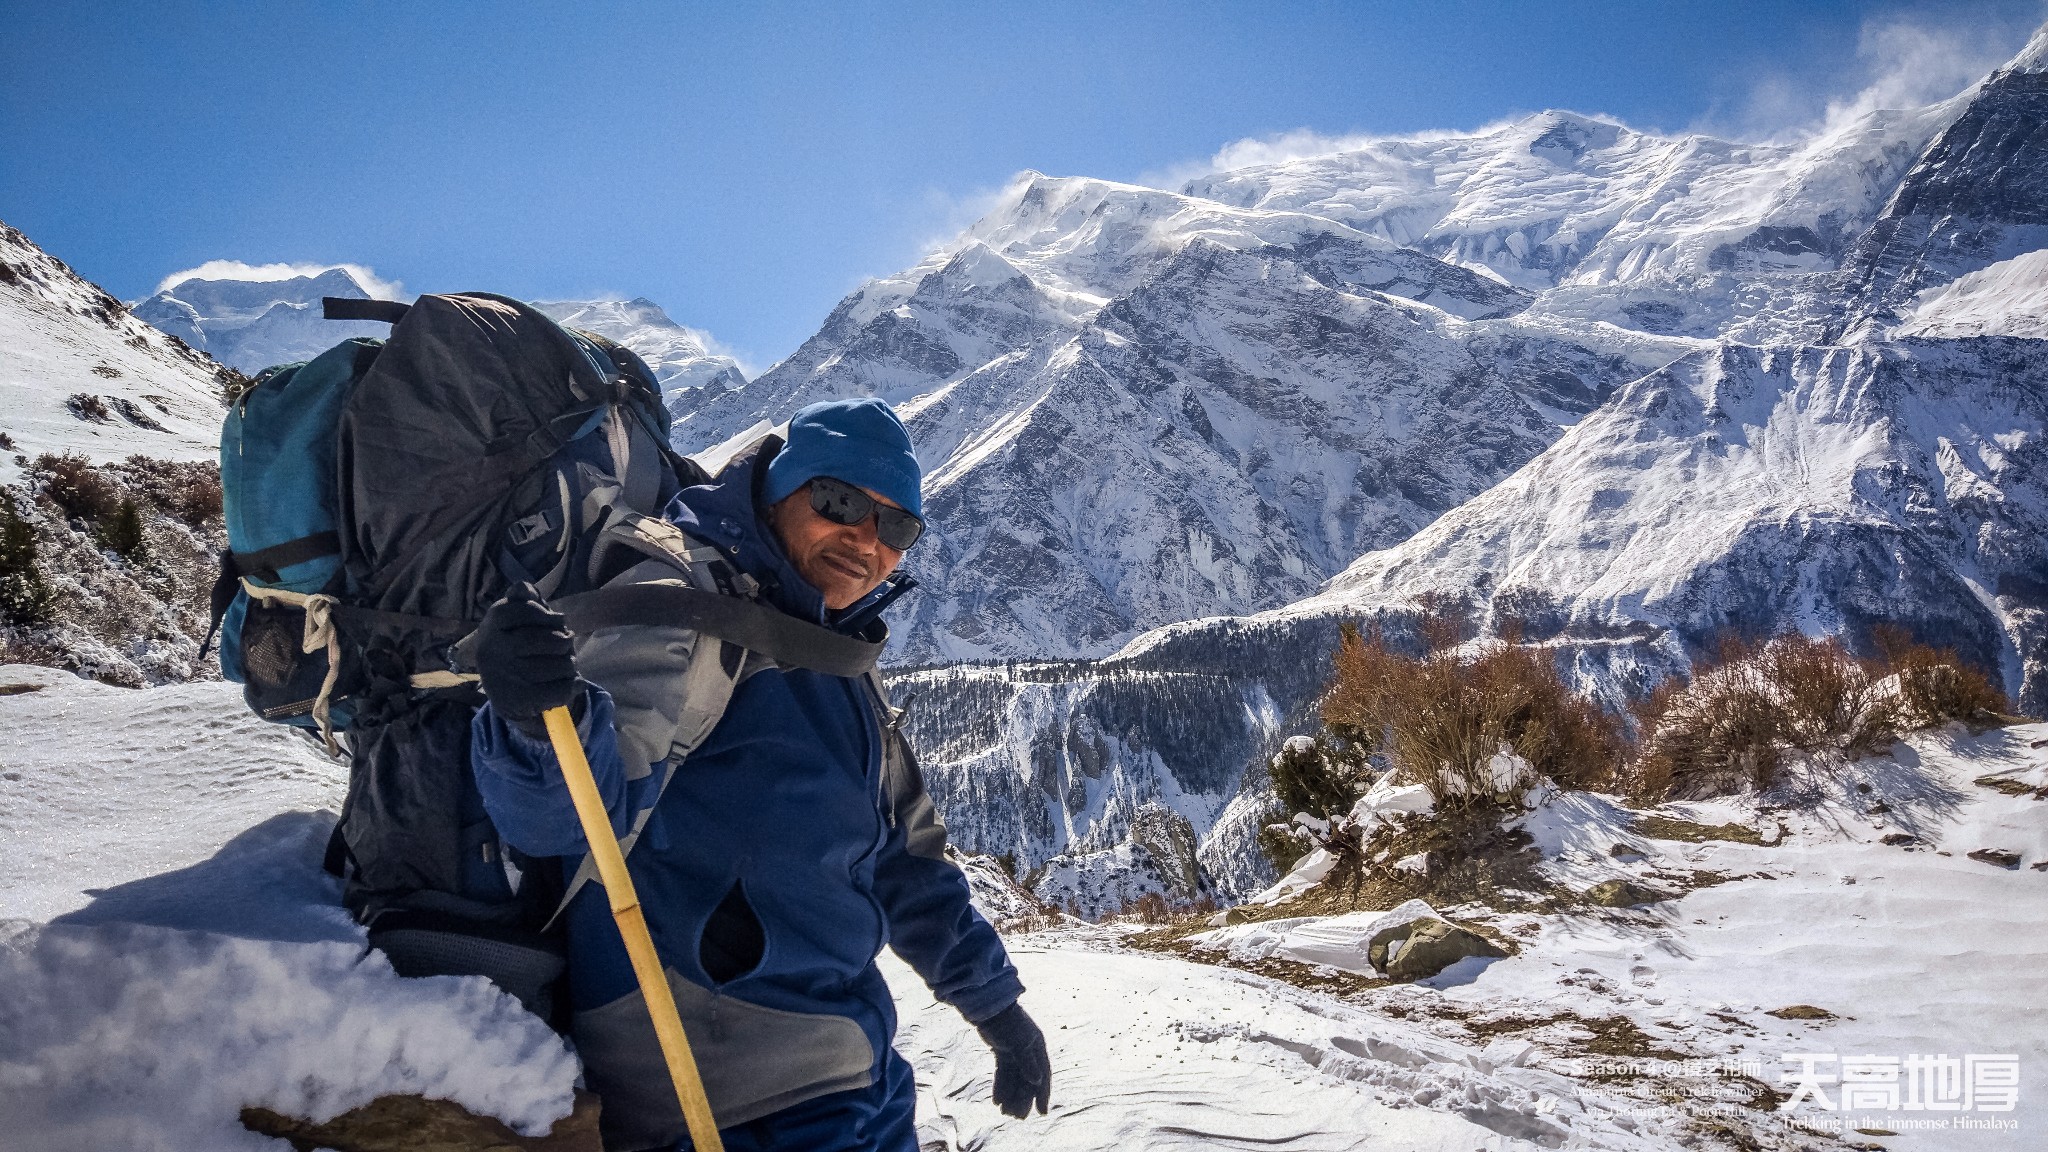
[807,476,925,551]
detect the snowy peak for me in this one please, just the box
[151,267,368,325]
[2007,23,2048,73]
[0,220,228,483]
[530,297,747,404]
[1525,113,1625,167]
[131,266,385,374]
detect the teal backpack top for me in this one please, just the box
[215,337,374,725]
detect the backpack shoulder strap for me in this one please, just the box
[866,670,949,861]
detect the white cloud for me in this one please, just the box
[1704,9,2046,142]
[154,260,407,301]
[909,177,1024,258]
[1144,118,1520,192]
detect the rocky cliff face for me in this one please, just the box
[1842,29,2048,332]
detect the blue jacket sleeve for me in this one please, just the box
[470,686,659,859]
[872,826,1024,1025]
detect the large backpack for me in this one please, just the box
[213,293,706,1019]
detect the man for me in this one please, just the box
[468,398,1050,1151]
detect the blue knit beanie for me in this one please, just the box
[761,397,923,519]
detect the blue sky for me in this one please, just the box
[3,1,2042,370]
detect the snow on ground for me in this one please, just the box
[0,666,579,1149]
[7,665,2044,1149]
[888,939,1668,1151]
[1134,725,2048,1150]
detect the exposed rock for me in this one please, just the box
[1368,915,1506,981]
[241,1091,601,1152]
[1766,1004,1836,1020]
[1968,847,2024,869]
[1585,879,1667,907]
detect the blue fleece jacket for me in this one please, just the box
[469,458,1022,1075]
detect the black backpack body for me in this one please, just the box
[216,293,700,1019]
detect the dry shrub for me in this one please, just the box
[1123,891,1172,924]
[33,453,122,521]
[114,456,223,528]
[1762,633,1897,754]
[1635,627,2012,801]
[1632,640,1788,800]
[1873,623,2010,727]
[1323,609,1621,808]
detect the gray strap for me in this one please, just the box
[545,635,749,930]
[556,583,882,678]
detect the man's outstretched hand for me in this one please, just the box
[474,582,580,737]
[976,1002,1051,1117]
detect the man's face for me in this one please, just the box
[768,481,907,611]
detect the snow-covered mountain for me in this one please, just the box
[878,27,2048,905]
[530,296,747,409]
[679,41,2043,668]
[128,266,751,408]
[131,267,393,375]
[695,176,1688,664]
[0,220,230,486]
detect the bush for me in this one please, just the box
[1257,733,1373,874]
[1872,624,2010,727]
[1633,627,2012,801]
[96,498,147,559]
[1323,615,1621,808]
[115,456,223,528]
[0,494,54,625]
[34,453,121,521]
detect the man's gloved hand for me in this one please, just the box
[474,582,581,738]
[975,1002,1051,1118]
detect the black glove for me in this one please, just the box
[474,582,581,738]
[976,1002,1051,1118]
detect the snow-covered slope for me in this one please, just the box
[0,221,229,487]
[131,266,393,375]
[1288,336,2048,709]
[1896,249,2048,339]
[1175,722,2048,1152]
[0,666,580,1149]
[531,296,747,412]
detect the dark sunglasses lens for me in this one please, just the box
[810,477,923,549]
[875,508,924,551]
[809,479,871,526]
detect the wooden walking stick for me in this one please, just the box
[542,706,725,1152]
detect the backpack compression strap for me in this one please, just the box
[553,584,883,679]
[322,297,412,324]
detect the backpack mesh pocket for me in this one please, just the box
[236,595,330,722]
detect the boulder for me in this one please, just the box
[1586,879,1666,907]
[1369,915,1506,981]
[1968,848,2023,869]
